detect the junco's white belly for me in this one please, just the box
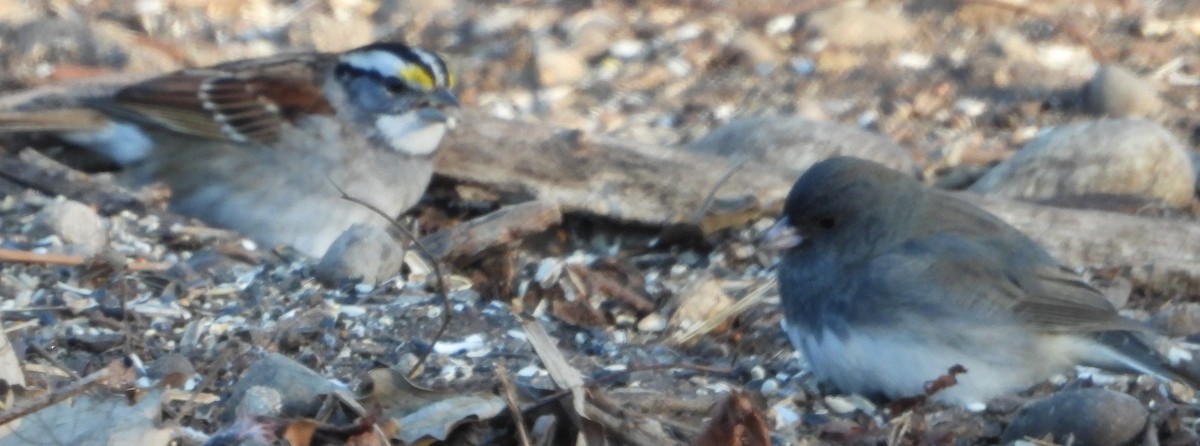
[787,322,1088,407]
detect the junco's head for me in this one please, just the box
[767,156,1194,407]
[771,156,924,257]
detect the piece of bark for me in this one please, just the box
[437,110,796,228]
[0,148,167,216]
[961,192,1200,295]
[417,200,562,261]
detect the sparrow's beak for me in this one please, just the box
[761,217,802,250]
[428,88,460,108]
[416,88,460,124]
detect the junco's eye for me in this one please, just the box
[818,217,836,229]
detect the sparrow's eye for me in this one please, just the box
[384,79,408,94]
[817,217,836,229]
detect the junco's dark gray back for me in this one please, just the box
[770,156,1193,407]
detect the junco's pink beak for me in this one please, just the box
[761,217,802,250]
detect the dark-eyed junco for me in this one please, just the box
[765,156,1195,407]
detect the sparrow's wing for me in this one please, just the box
[101,69,333,145]
[860,233,1139,334]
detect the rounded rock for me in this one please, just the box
[1085,65,1162,118]
[688,116,918,176]
[316,223,405,286]
[970,119,1195,207]
[220,353,345,422]
[33,199,108,256]
[805,5,913,48]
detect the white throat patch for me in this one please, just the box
[375,112,447,156]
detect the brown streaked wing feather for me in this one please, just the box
[249,77,334,120]
[112,72,266,142]
[110,64,333,145]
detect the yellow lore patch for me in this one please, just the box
[398,64,435,90]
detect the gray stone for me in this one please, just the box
[1001,388,1148,446]
[688,116,918,176]
[1085,65,1162,118]
[146,353,195,387]
[220,353,348,422]
[1152,303,1200,338]
[33,199,108,256]
[236,386,283,418]
[315,223,405,285]
[970,119,1195,207]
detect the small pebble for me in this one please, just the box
[33,199,108,256]
[315,224,405,285]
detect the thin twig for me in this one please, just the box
[666,277,775,346]
[497,360,532,446]
[0,367,111,426]
[688,156,749,225]
[26,342,80,380]
[522,362,734,414]
[328,181,452,378]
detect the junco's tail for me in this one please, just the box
[1083,330,1200,389]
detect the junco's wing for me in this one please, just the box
[908,193,1140,333]
[858,231,1139,333]
[858,230,1195,385]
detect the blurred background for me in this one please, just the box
[3,0,1198,188]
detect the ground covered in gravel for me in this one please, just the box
[1,0,1200,445]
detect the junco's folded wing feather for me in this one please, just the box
[1015,267,1145,333]
[864,230,1140,333]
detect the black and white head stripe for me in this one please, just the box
[336,42,454,91]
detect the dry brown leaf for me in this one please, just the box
[691,391,770,446]
[281,419,317,446]
[360,368,504,444]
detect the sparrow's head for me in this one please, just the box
[334,42,459,156]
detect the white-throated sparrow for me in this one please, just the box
[0,42,459,257]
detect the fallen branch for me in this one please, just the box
[0,248,170,272]
[417,200,562,261]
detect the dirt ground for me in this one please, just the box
[1,0,1200,445]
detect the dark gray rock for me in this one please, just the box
[220,353,349,422]
[1001,388,1148,446]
